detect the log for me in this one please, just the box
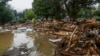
[86,49,90,56]
[65,26,78,51]
[89,47,99,55]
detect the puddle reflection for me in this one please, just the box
[11,32,34,48]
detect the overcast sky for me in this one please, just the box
[8,0,33,12]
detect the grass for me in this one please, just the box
[0,32,13,56]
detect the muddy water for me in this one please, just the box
[0,30,54,56]
[5,30,37,56]
[10,32,34,49]
[33,32,54,56]
[0,31,13,56]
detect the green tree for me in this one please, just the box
[24,9,35,20]
[61,0,99,21]
[0,0,14,25]
[33,0,51,19]
[32,0,66,20]
[50,0,66,19]
[94,10,100,21]
[33,0,99,21]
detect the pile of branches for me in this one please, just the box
[33,19,100,56]
[55,19,100,56]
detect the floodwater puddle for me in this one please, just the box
[10,32,34,49]
[2,29,37,56]
[0,31,13,56]
[34,33,54,56]
[0,28,54,56]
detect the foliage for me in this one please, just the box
[17,12,24,19]
[33,0,50,18]
[93,9,100,21]
[76,9,83,18]
[93,10,100,17]
[33,0,99,21]
[96,16,100,21]
[61,0,99,20]
[24,9,35,20]
[32,0,66,20]
[0,0,14,25]
[18,18,26,23]
[14,12,25,23]
[50,0,66,19]
[12,10,17,21]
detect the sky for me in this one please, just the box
[8,0,33,12]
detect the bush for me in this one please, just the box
[96,16,100,21]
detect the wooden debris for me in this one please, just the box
[33,19,100,56]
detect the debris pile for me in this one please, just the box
[33,19,100,56]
